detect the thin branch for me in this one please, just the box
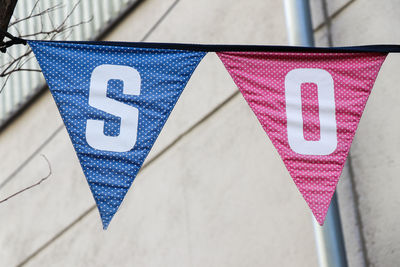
[57,1,80,31]
[8,4,62,27]
[0,154,52,204]
[0,0,90,91]
[0,73,12,93]
[1,68,41,76]
[19,30,62,38]
[5,49,15,61]
[0,49,31,76]
[28,0,41,18]
[15,51,34,67]
[9,21,21,36]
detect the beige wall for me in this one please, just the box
[0,0,399,266]
[314,1,400,266]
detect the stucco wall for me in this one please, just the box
[315,1,400,266]
[0,0,399,266]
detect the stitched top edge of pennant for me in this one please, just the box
[26,40,400,53]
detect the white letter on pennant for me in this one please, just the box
[86,64,140,152]
[285,68,337,155]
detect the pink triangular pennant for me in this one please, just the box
[217,51,387,224]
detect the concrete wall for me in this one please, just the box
[313,1,400,266]
[0,0,398,266]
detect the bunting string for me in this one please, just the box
[3,38,399,229]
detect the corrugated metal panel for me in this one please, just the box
[0,0,137,126]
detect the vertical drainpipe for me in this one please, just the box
[282,1,348,266]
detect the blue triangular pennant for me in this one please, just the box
[29,40,206,229]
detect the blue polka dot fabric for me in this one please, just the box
[29,40,206,229]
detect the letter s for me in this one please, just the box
[85,64,140,152]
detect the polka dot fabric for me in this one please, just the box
[29,41,206,229]
[217,51,387,224]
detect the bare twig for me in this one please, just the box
[1,0,90,90]
[0,48,32,93]
[2,68,41,75]
[8,4,61,27]
[0,73,11,93]
[0,154,52,204]
[1,49,31,75]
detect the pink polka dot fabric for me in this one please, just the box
[217,51,387,225]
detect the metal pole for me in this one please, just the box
[283,1,348,266]
[313,194,348,267]
[283,0,314,46]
